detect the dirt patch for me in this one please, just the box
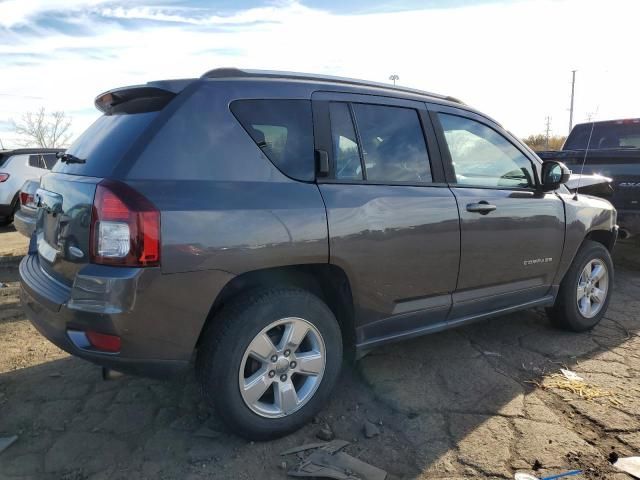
[1,227,639,479]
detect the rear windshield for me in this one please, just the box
[565,121,640,150]
[52,112,159,177]
[230,100,315,181]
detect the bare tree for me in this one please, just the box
[11,107,73,148]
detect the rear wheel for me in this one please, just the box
[0,202,18,226]
[547,240,614,332]
[196,288,343,440]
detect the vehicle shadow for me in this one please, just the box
[0,250,638,479]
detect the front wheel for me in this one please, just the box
[196,288,343,440]
[547,240,614,332]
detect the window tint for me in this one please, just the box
[439,114,535,188]
[42,154,58,169]
[53,112,159,177]
[329,103,363,180]
[231,100,314,181]
[28,155,44,168]
[564,121,640,150]
[352,104,431,183]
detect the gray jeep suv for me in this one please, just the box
[20,68,618,440]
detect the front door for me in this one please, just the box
[430,106,565,318]
[312,92,460,347]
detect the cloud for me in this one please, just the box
[0,0,639,148]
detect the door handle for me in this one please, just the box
[466,201,497,214]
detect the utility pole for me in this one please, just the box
[389,74,399,86]
[545,116,552,150]
[568,70,576,134]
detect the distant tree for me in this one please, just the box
[10,107,73,148]
[523,134,567,152]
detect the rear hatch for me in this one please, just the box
[35,81,191,286]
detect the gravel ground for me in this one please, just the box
[0,224,639,480]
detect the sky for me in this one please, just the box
[0,0,638,148]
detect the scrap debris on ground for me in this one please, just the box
[530,368,623,405]
[282,440,387,480]
[613,456,640,478]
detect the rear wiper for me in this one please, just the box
[56,152,86,164]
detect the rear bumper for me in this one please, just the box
[14,209,36,237]
[19,253,229,378]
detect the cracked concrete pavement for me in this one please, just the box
[1,224,639,479]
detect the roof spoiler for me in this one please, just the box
[94,79,195,114]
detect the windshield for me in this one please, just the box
[564,121,640,150]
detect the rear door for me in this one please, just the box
[312,92,460,347]
[429,104,565,318]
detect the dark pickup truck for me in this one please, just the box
[538,118,640,239]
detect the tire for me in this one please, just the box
[546,240,614,332]
[196,288,343,440]
[0,201,19,226]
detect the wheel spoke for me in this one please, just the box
[591,287,605,303]
[242,369,272,405]
[580,295,592,314]
[275,380,299,414]
[295,351,323,376]
[577,284,587,299]
[590,264,605,282]
[248,333,277,362]
[279,321,309,351]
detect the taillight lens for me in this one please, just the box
[20,191,36,208]
[90,180,160,267]
[0,173,9,182]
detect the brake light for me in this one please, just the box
[20,191,36,208]
[90,180,160,267]
[0,173,8,182]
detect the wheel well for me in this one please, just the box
[585,229,616,252]
[197,264,355,352]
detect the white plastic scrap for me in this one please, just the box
[614,457,640,479]
[560,369,584,382]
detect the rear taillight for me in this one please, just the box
[90,180,160,267]
[20,191,36,208]
[0,173,9,182]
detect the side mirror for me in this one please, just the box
[541,161,571,191]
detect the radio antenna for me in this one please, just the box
[573,107,598,200]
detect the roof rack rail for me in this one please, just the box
[201,68,463,104]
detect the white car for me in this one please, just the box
[0,149,62,225]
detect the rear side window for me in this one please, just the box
[352,104,431,183]
[231,100,314,181]
[28,155,44,168]
[328,102,432,183]
[52,112,159,177]
[42,154,58,169]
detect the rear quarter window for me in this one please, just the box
[230,100,315,181]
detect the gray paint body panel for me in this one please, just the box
[18,74,618,378]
